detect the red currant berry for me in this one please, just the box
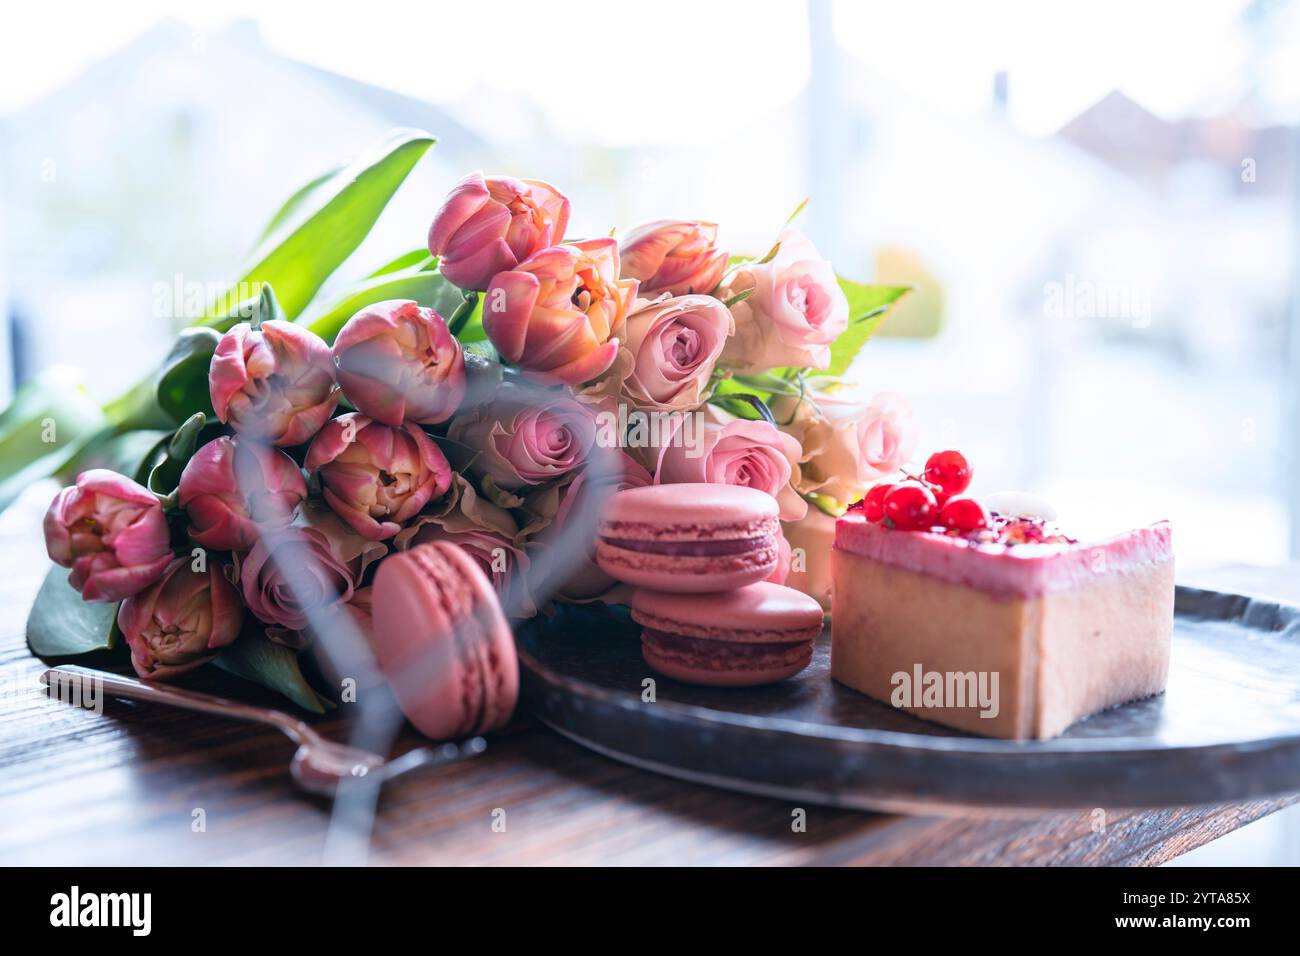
[938,496,990,533]
[883,482,938,531]
[862,482,895,522]
[923,450,972,497]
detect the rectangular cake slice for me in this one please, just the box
[830,512,1174,739]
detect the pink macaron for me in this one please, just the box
[371,541,518,740]
[596,483,781,593]
[632,582,825,687]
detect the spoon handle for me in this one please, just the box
[42,664,315,744]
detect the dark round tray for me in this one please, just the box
[517,587,1300,814]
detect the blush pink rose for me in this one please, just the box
[238,527,356,631]
[209,320,339,446]
[720,228,849,374]
[614,294,733,412]
[305,413,452,541]
[177,436,307,551]
[332,299,466,426]
[428,172,571,292]
[118,557,243,680]
[550,452,653,601]
[44,469,172,602]
[619,220,728,297]
[655,411,807,521]
[484,239,638,385]
[447,389,597,490]
[773,388,917,504]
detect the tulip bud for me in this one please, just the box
[209,320,339,447]
[484,239,638,385]
[428,172,571,292]
[44,469,172,602]
[620,220,728,297]
[177,436,308,551]
[118,557,243,680]
[332,299,466,426]
[305,413,453,540]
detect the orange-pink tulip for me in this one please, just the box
[620,219,728,297]
[484,239,638,385]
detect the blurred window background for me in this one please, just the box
[3,0,1300,572]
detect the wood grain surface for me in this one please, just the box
[1,484,1296,866]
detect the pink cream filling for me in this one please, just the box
[602,533,775,557]
[834,512,1172,598]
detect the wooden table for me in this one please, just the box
[1,485,1296,866]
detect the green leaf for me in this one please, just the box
[215,633,332,714]
[156,327,221,424]
[709,391,776,424]
[369,249,436,278]
[212,129,436,322]
[26,566,120,657]
[825,280,911,378]
[785,196,809,226]
[723,288,754,308]
[144,413,208,495]
[0,369,110,510]
[302,265,464,345]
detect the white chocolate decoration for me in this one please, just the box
[983,490,1058,522]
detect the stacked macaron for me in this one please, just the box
[597,484,824,687]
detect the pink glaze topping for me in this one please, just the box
[834,512,1173,598]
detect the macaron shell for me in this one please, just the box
[597,540,779,593]
[371,542,517,740]
[631,582,825,642]
[600,483,779,536]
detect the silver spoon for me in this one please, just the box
[41,664,485,796]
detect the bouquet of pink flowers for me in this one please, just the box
[24,131,913,712]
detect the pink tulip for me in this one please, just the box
[484,239,638,385]
[238,527,357,631]
[447,388,597,490]
[305,413,452,540]
[428,172,571,292]
[44,469,172,602]
[118,557,242,680]
[177,436,307,550]
[332,299,466,426]
[209,320,339,447]
[620,220,728,297]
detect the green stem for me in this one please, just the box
[447,291,479,338]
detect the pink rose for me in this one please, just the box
[619,219,728,297]
[720,228,849,373]
[177,436,307,551]
[549,452,653,601]
[209,320,339,447]
[484,239,638,385]
[783,509,836,610]
[614,294,733,412]
[772,388,916,504]
[655,410,807,521]
[305,413,452,541]
[44,469,172,602]
[428,172,571,292]
[238,527,357,631]
[447,388,597,490]
[332,299,466,426]
[118,557,242,680]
